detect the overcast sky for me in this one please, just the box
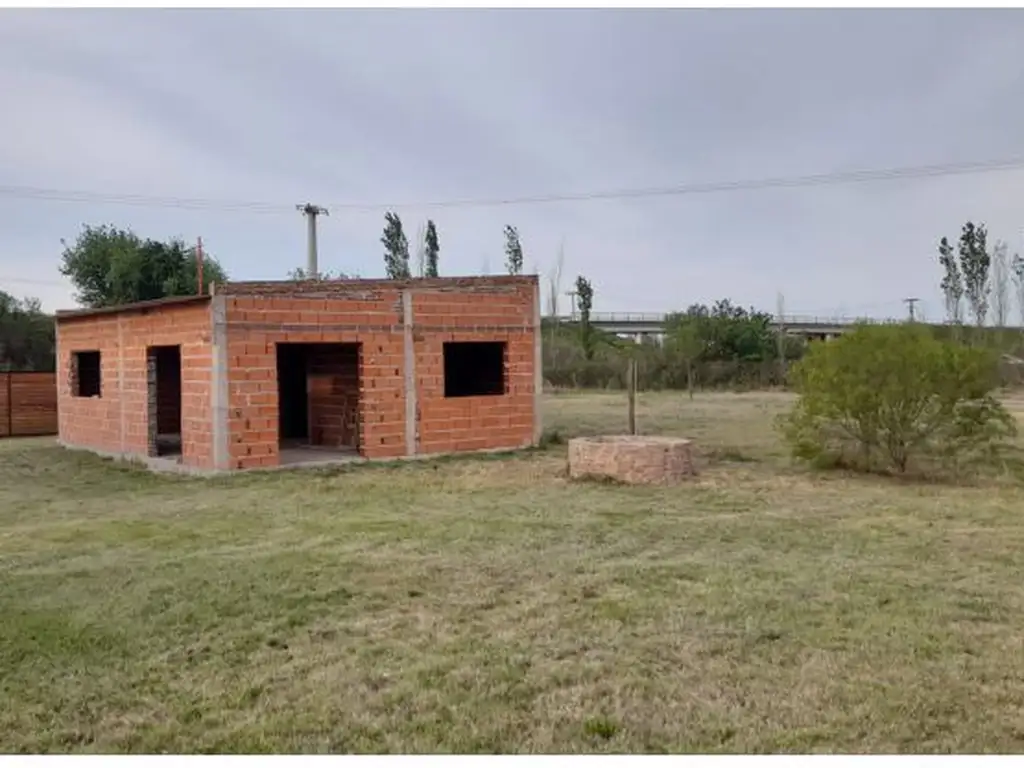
[2,9,1024,320]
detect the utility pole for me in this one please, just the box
[566,290,578,321]
[296,203,329,279]
[903,297,920,322]
[195,236,205,295]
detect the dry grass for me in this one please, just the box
[3,391,1024,753]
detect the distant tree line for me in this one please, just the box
[378,214,534,280]
[0,292,55,372]
[544,298,807,392]
[9,216,1022,391]
[938,220,1024,330]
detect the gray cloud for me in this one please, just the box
[2,9,1024,322]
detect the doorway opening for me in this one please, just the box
[276,342,361,465]
[147,345,182,458]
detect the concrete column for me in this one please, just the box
[117,314,126,455]
[54,325,62,442]
[211,295,230,470]
[533,279,543,446]
[145,348,158,457]
[403,289,417,457]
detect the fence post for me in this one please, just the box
[627,357,637,435]
[5,372,11,438]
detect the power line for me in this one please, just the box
[1,155,1024,214]
[0,276,68,287]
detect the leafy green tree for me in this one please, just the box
[504,225,523,275]
[666,319,702,399]
[938,236,964,325]
[424,220,440,278]
[0,291,55,371]
[381,212,411,279]
[665,300,777,363]
[59,225,227,308]
[574,275,595,360]
[958,221,991,327]
[780,323,1014,475]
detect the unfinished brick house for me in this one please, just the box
[55,276,541,472]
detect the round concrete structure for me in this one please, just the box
[567,435,696,485]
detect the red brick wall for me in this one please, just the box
[307,344,359,448]
[0,372,58,437]
[54,277,538,472]
[411,283,536,454]
[56,302,214,468]
[222,289,407,469]
[222,276,537,468]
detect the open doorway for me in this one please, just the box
[276,342,361,464]
[147,345,182,458]
[277,343,309,442]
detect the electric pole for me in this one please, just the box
[296,203,329,279]
[196,236,204,295]
[903,297,920,322]
[566,290,578,321]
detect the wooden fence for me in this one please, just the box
[0,371,58,438]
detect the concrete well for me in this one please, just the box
[567,435,696,485]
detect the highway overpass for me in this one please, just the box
[553,313,901,341]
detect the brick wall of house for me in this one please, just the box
[222,287,407,469]
[0,376,6,438]
[307,344,360,449]
[55,300,214,468]
[411,282,536,455]
[222,276,538,469]
[55,277,537,472]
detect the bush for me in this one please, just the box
[779,323,1017,476]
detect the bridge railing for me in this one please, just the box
[586,312,668,324]
[553,313,1024,330]
[554,313,901,327]
[777,315,897,326]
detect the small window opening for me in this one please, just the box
[73,351,102,398]
[443,341,506,398]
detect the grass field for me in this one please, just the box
[3,391,1024,753]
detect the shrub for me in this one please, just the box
[779,323,1017,475]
